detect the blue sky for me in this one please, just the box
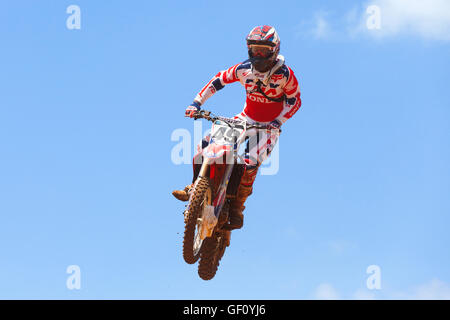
[0,0,449,299]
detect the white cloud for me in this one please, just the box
[386,279,450,299]
[312,12,332,39]
[313,283,340,300]
[353,288,377,300]
[357,0,450,41]
[295,11,335,40]
[411,279,450,299]
[310,279,450,300]
[302,0,450,42]
[327,240,357,256]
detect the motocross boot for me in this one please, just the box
[172,184,192,202]
[225,185,253,230]
[224,166,258,230]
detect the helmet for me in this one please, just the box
[246,25,281,72]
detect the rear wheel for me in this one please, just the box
[182,176,212,264]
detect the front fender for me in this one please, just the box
[203,143,232,161]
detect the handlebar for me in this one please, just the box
[191,110,281,132]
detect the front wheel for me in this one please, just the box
[182,176,212,264]
[198,230,229,280]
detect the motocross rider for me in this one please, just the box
[172,25,301,230]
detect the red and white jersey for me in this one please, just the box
[194,55,301,124]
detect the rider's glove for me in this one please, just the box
[267,119,282,130]
[185,101,201,118]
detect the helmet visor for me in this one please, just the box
[249,45,274,59]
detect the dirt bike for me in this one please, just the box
[181,109,280,280]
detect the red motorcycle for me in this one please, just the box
[180,110,279,280]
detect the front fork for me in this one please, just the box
[198,157,235,219]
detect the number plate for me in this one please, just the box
[210,120,245,146]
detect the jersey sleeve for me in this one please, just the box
[193,63,241,106]
[275,66,302,124]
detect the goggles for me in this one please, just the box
[249,45,274,59]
